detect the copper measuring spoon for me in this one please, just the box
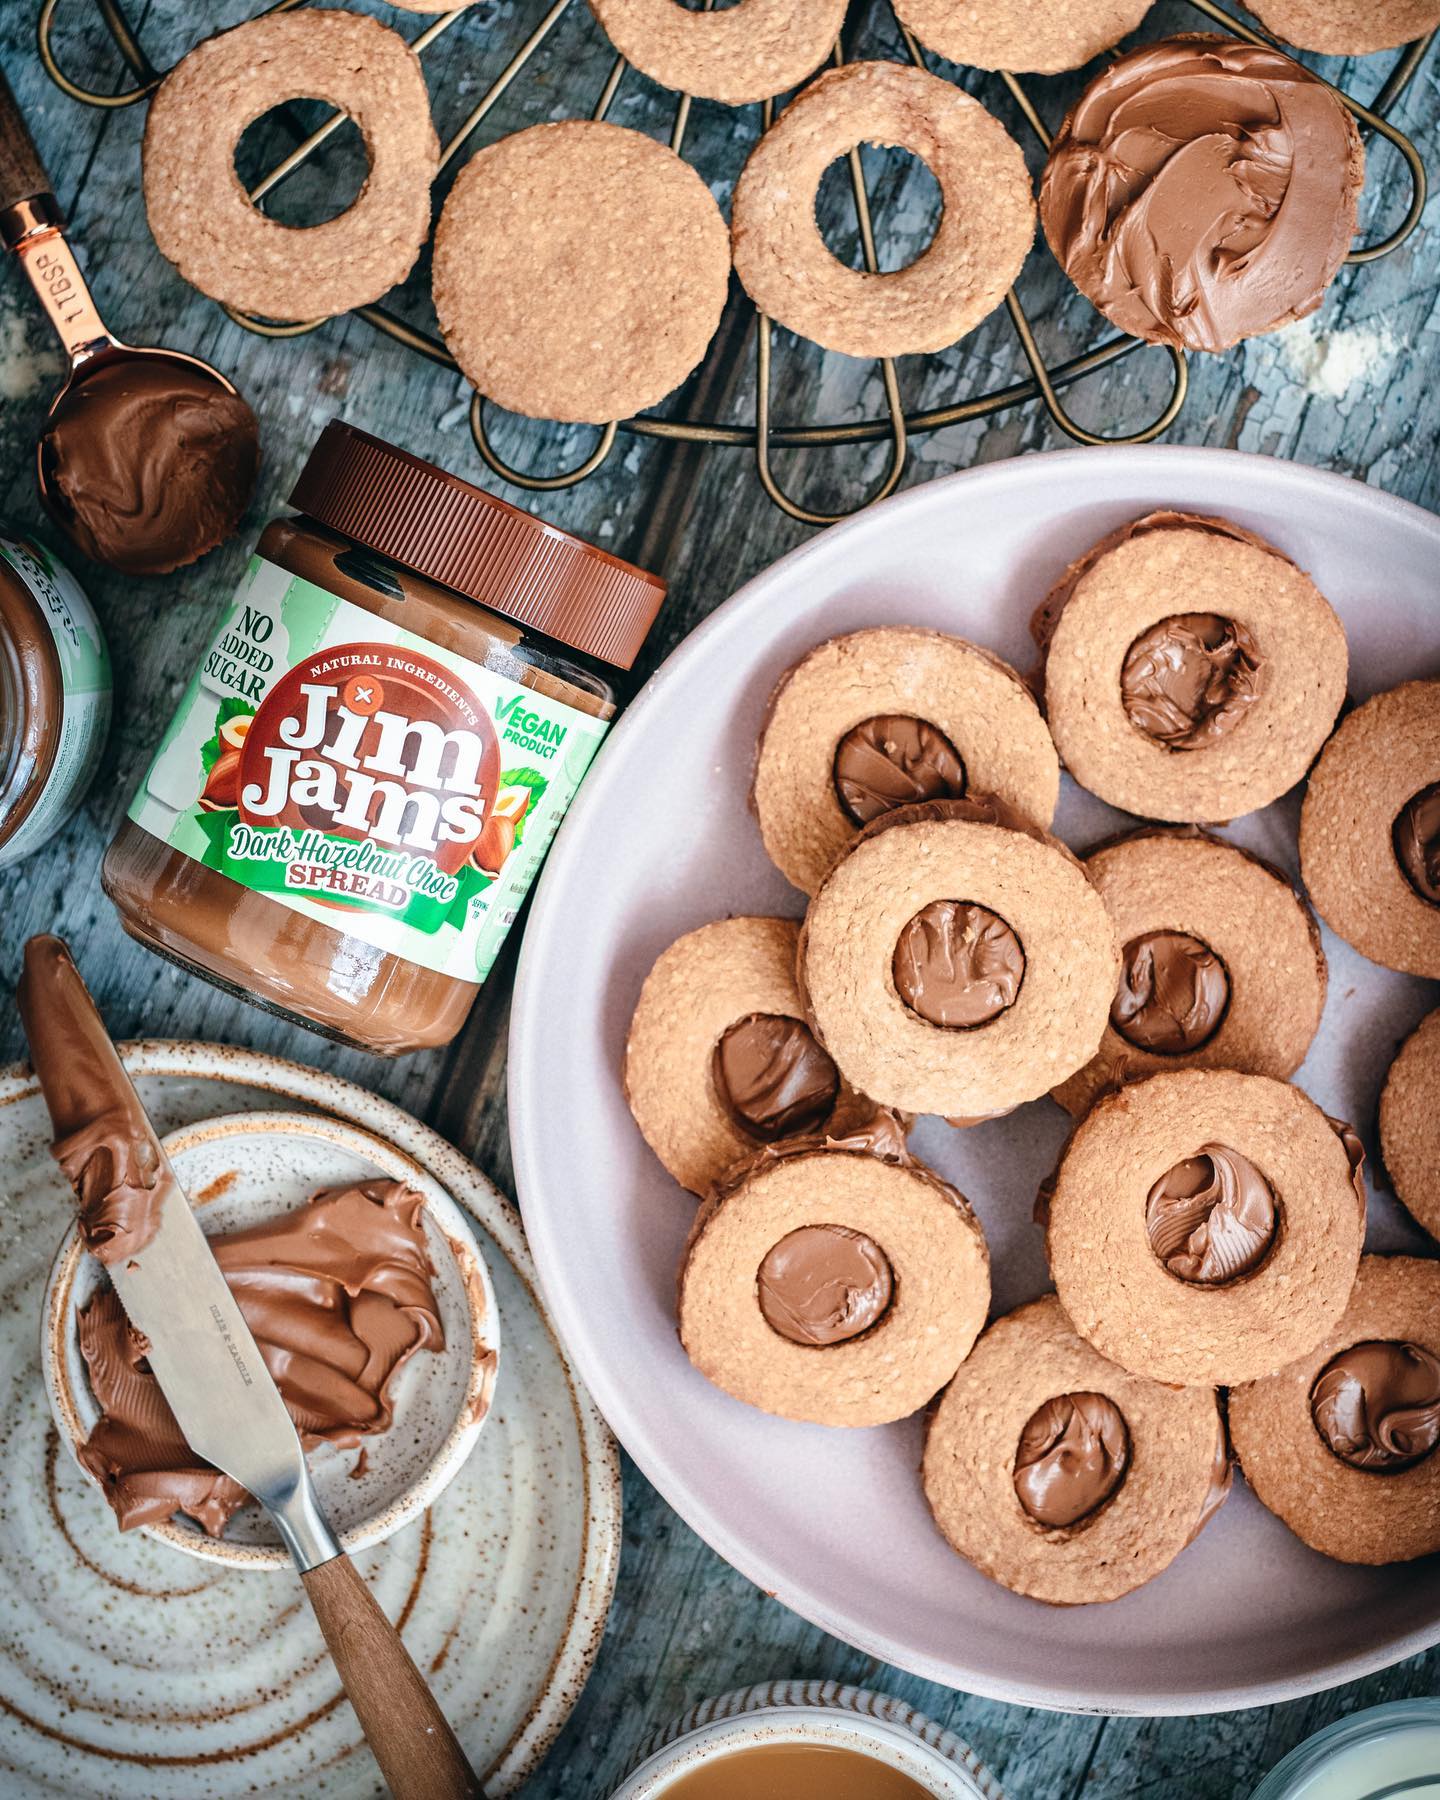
[0,66,258,575]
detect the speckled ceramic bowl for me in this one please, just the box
[43,1109,499,1570]
[610,1682,1001,1798]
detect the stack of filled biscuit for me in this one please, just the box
[624,511,1440,1605]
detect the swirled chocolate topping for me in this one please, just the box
[713,1013,839,1140]
[39,356,259,577]
[1311,1340,1440,1473]
[1111,929,1230,1053]
[1121,614,1263,750]
[1325,1112,1369,1221]
[1014,1392,1130,1529]
[1039,36,1364,353]
[893,900,1025,1030]
[16,934,163,1266]
[1394,782,1440,907]
[832,714,966,825]
[1146,1144,1277,1284]
[76,1179,445,1535]
[757,1224,894,1346]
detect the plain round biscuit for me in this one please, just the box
[1043,516,1348,822]
[1052,830,1327,1117]
[142,10,438,323]
[1299,680,1440,979]
[1048,1070,1365,1387]
[730,61,1035,358]
[678,1146,989,1426]
[923,1295,1227,1605]
[624,915,890,1196]
[432,121,730,424]
[1380,1008,1440,1243]
[1251,1,1440,53]
[1230,1257,1440,1564]
[893,0,1152,74]
[799,805,1119,1117]
[753,627,1060,896]
[587,0,847,104]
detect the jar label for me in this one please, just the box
[0,530,111,870]
[127,555,608,981]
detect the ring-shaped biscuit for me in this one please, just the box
[624,916,900,1197]
[1380,1007,1440,1242]
[1251,0,1440,54]
[1230,1257,1440,1565]
[753,627,1060,896]
[678,1145,990,1426]
[893,0,1152,74]
[142,11,439,323]
[1300,680,1440,979]
[1048,1070,1365,1388]
[1052,830,1327,1118]
[433,121,731,424]
[731,61,1035,359]
[799,803,1120,1118]
[924,1296,1228,1605]
[587,0,847,104]
[1041,513,1348,823]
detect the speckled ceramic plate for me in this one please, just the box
[0,1044,619,1796]
[511,446,1440,1716]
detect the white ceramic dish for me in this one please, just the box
[43,1110,499,1569]
[510,445,1440,1716]
[612,1682,1001,1798]
[0,1044,619,1797]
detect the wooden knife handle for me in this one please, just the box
[301,1555,481,1800]
[0,66,55,215]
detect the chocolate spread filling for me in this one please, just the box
[1111,929,1230,1054]
[76,1179,445,1535]
[713,1013,839,1140]
[756,1224,893,1347]
[1013,1392,1130,1529]
[1145,1144,1277,1285]
[832,714,966,825]
[1394,782,1440,907]
[892,900,1025,1030]
[1120,613,1263,750]
[40,356,258,576]
[1311,1340,1440,1473]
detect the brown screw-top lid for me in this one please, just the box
[289,422,666,669]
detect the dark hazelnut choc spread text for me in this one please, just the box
[103,424,664,1054]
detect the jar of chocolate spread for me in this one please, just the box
[0,525,111,869]
[103,423,664,1054]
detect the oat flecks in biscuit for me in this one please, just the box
[433,121,730,425]
[1043,512,1347,823]
[1052,830,1326,1117]
[754,626,1059,896]
[142,11,438,323]
[1300,680,1440,979]
[1047,1069,1364,1388]
[588,0,847,104]
[1230,1257,1440,1565]
[894,0,1151,74]
[1252,0,1440,53]
[1380,1006,1440,1242]
[731,61,1034,359]
[923,1295,1227,1605]
[678,1146,989,1426]
[800,803,1119,1118]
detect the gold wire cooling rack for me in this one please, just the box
[37,0,1434,525]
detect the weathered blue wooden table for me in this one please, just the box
[1,2,1437,1794]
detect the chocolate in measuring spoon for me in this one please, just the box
[0,69,258,575]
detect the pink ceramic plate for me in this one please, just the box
[510,446,1440,1716]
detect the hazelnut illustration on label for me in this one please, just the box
[127,556,605,982]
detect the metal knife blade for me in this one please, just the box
[18,936,338,1569]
